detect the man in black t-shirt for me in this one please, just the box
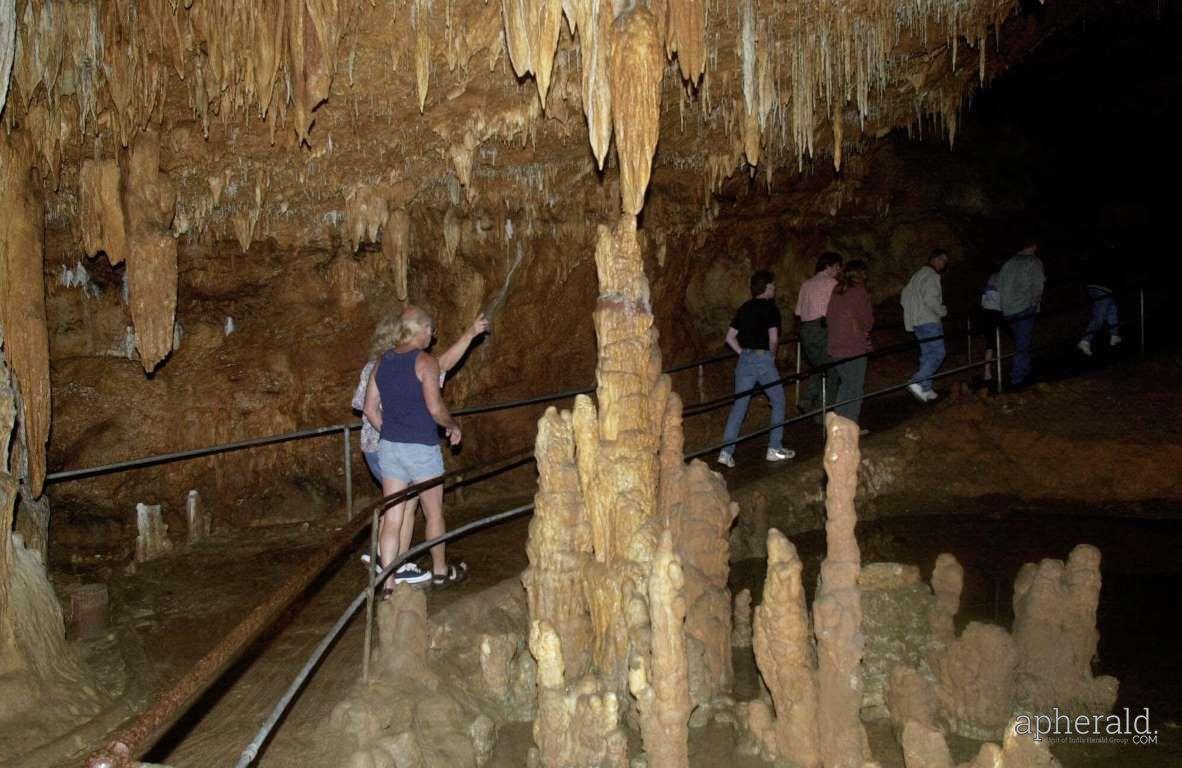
[717,270,795,467]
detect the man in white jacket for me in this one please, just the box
[900,250,949,402]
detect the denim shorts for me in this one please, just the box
[362,451,383,481]
[377,440,444,483]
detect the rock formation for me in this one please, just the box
[814,413,870,767]
[933,622,1019,740]
[1011,544,1119,715]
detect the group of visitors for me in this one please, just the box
[350,306,488,594]
[716,232,1122,466]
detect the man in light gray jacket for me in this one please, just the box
[997,239,1044,387]
[900,250,949,402]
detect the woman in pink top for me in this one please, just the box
[825,260,874,424]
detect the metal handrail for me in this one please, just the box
[235,297,1152,768]
[78,281,1149,768]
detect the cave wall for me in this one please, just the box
[0,0,1137,558]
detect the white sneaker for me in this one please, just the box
[907,383,929,403]
[1077,339,1092,356]
[766,448,795,462]
[717,452,735,468]
[393,563,432,585]
[924,389,939,402]
[1110,334,1122,346]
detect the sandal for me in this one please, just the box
[430,562,468,590]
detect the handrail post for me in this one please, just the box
[966,316,972,365]
[362,507,379,682]
[1139,288,1146,354]
[994,325,1004,394]
[820,374,828,438]
[697,363,705,403]
[794,339,802,408]
[343,427,353,520]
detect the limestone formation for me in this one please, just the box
[665,0,706,85]
[748,529,819,767]
[135,503,173,562]
[901,720,954,768]
[0,0,12,118]
[933,622,1018,740]
[384,209,413,302]
[929,553,964,642]
[1011,544,1118,715]
[899,718,1063,768]
[78,160,129,266]
[814,413,869,767]
[345,185,390,252]
[575,0,613,170]
[186,490,210,543]
[629,530,690,768]
[886,665,939,735]
[610,7,664,215]
[732,588,752,649]
[0,131,49,496]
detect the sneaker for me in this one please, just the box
[907,383,929,403]
[1110,334,1122,346]
[360,552,383,575]
[766,447,795,462]
[717,452,735,468]
[923,389,939,402]
[393,563,432,585]
[1077,339,1092,356]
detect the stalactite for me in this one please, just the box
[288,0,344,143]
[384,208,412,302]
[740,0,759,167]
[610,7,663,216]
[121,131,178,373]
[0,0,14,119]
[665,0,705,85]
[0,131,50,497]
[833,109,843,172]
[442,205,462,264]
[502,0,533,84]
[345,184,389,252]
[576,0,613,170]
[78,160,129,266]
[414,0,432,113]
[532,0,564,109]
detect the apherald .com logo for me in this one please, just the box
[1014,707,1158,745]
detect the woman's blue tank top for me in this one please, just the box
[374,350,439,446]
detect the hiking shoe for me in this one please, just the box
[717,452,735,468]
[393,563,431,585]
[766,448,795,462]
[1077,339,1092,356]
[360,552,383,576]
[1110,334,1122,346]
[907,383,929,403]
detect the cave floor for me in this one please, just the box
[34,340,1182,767]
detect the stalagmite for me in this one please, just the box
[121,131,178,373]
[186,490,210,543]
[665,0,705,85]
[748,529,820,767]
[383,209,412,302]
[814,412,869,767]
[732,588,752,648]
[929,553,963,642]
[0,131,50,496]
[933,622,1017,740]
[134,503,173,562]
[1011,544,1118,715]
[629,530,690,768]
[610,7,663,215]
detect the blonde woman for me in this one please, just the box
[362,307,485,592]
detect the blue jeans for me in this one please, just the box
[721,351,785,456]
[1006,310,1037,386]
[1083,287,1119,343]
[909,323,945,393]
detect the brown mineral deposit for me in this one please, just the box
[629,529,690,768]
[1011,544,1118,715]
[929,553,964,642]
[121,131,178,373]
[752,529,820,766]
[933,622,1017,740]
[576,0,613,170]
[611,7,663,215]
[901,720,954,768]
[814,412,869,767]
[732,588,753,648]
[78,160,129,266]
[665,0,706,84]
[886,665,939,735]
[0,131,50,495]
[384,209,412,302]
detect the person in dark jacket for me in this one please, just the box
[826,260,874,424]
[1077,248,1122,356]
